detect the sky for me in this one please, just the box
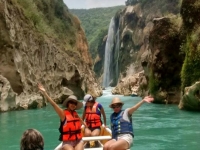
[63,0,126,9]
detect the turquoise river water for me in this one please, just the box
[0,88,199,150]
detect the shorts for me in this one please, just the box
[88,127,101,131]
[117,134,133,147]
[62,139,83,147]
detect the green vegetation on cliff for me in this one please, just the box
[15,0,80,48]
[181,31,200,91]
[126,0,181,14]
[70,6,125,58]
[180,1,200,92]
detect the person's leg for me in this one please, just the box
[84,128,92,147]
[84,128,92,136]
[75,141,84,150]
[62,144,74,150]
[90,128,101,147]
[107,139,129,150]
[103,139,116,150]
[91,128,101,136]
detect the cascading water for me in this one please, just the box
[114,27,120,82]
[102,17,115,87]
[102,16,121,87]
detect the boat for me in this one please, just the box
[54,125,112,150]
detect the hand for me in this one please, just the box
[38,83,46,92]
[143,96,154,103]
[83,122,87,128]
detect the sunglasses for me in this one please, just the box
[68,101,77,105]
[111,105,121,109]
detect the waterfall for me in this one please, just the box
[115,28,120,82]
[103,17,115,87]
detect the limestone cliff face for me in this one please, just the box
[0,0,102,112]
[108,1,180,96]
[178,0,200,110]
[179,81,200,111]
[148,17,183,104]
[111,0,200,111]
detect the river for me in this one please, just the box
[0,88,199,150]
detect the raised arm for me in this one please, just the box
[128,96,154,115]
[38,83,65,121]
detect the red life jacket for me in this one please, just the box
[59,110,82,141]
[85,102,102,128]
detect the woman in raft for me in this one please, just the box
[38,83,85,150]
[103,96,154,150]
[82,94,107,138]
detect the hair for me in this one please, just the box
[66,101,70,108]
[66,100,74,107]
[20,129,44,150]
[89,99,95,103]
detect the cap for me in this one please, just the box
[83,94,93,102]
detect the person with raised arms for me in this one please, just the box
[103,96,154,150]
[38,83,85,150]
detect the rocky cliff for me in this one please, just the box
[103,0,200,111]
[147,0,200,110]
[0,0,102,112]
[178,0,200,111]
[95,1,180,95]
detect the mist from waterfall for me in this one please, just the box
[103,17,115,87]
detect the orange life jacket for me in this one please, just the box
[59,110,82,141]
[85,102,102,128]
